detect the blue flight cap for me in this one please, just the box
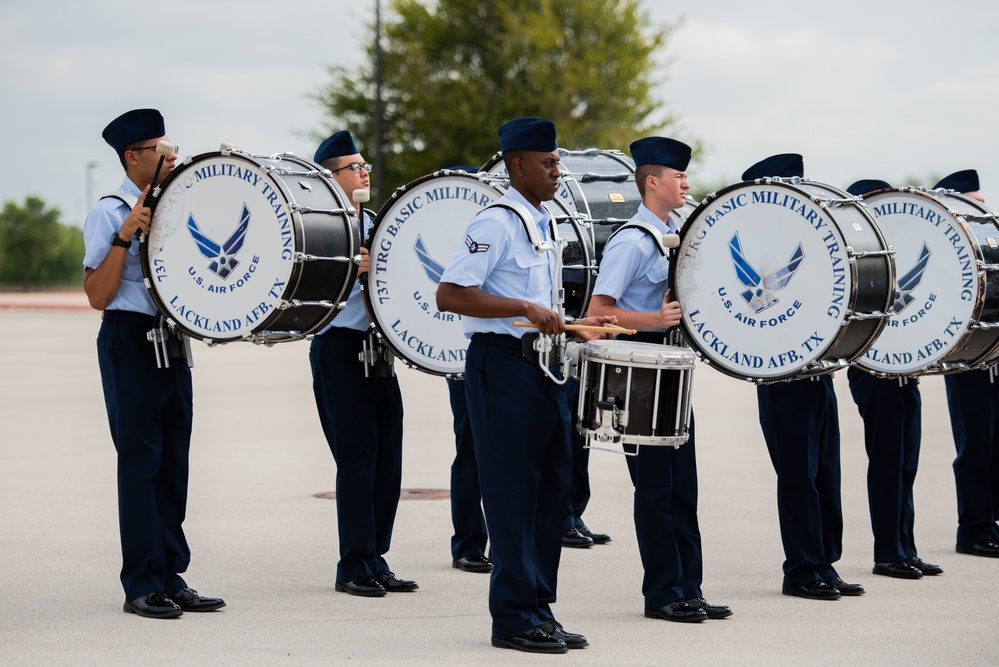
[933,169,979,193]
[498,117,558,153]
[102,108,165,153]
[315,131,359,163]
[629,137,691,171]
[742,153,804,181]
[847,179,892,196]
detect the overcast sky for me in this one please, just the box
[1,0,996,225]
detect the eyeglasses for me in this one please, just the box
[131,144,179,154]
[331,162,372,174]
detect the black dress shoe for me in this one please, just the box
[491,627,567,654]
[873,561,923,579]
[956,540,999,558]
[907,556,943,576]
[452,554,493,573]
[375,571,419,592]
[540,619,588,649]
[645,600,707,622]
[578,525,611,545]
[826,577,864,596]
[782,580,841,600]
[562,528,594,548]
[123,592,183,619]
[335,576,386,597]
[686,597,732,619]
[171,587,226,611]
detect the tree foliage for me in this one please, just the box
[315,0,682,205]
[0,197,84,289]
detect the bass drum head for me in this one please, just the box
[363,170,506,377]
[143,151,357,343]
[857,188,985,375]
[671,179,889,382]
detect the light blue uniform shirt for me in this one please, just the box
[440,187,557,339]
[316,210,373,334]
[82,177,157,315]
[591,203,675,332]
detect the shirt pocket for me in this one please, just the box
[644,255,671,285]
[515,252,550,300]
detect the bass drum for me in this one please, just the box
[361,171,496,377]
[143,149,359,343]
[855,187,999,376]
[671,178,894,382]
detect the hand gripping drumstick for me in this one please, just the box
[143,140,178,207]
[513,321,638,335]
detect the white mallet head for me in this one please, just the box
[155,140,177,157]
[662,233,680,249]
[219,142,238,152]
[352,188,371,204]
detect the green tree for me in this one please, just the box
[315,0,686,206]
[0,197,77,289]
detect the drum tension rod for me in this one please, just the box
[293,252,357,264]
[289,205,354,216]
[278,299,338,311]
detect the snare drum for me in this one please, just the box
[576,340,694,447]
[856,188,999,375]
[671,178,894,382]
[143,150,359,343]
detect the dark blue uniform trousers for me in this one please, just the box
[446,378,488,560]
[944,369,999,546]
[97,311,192,601]
[847,368,921,563]
[758,375,843,587]
[464,334,571,638]
[624,417,702,608]
[310,327,404,584]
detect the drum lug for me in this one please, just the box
[592,399,624,444]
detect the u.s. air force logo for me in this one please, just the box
[187,204,250,279]
[728,232,804,314]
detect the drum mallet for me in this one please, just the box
[143,140,178,207]
[352,188,371,219]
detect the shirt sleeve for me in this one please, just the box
[82,200,128,271]
[439,211,511,288]
[592,229,651,301]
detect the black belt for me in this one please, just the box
[471,332,523,351]
[617,331,667,344]
[102,310,155,326]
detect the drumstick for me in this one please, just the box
[143,140,177,207]
[513,321,638,335]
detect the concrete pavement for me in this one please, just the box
[1,293,997,665]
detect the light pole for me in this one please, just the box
[85,161,99,209]
[373,0,384,208]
